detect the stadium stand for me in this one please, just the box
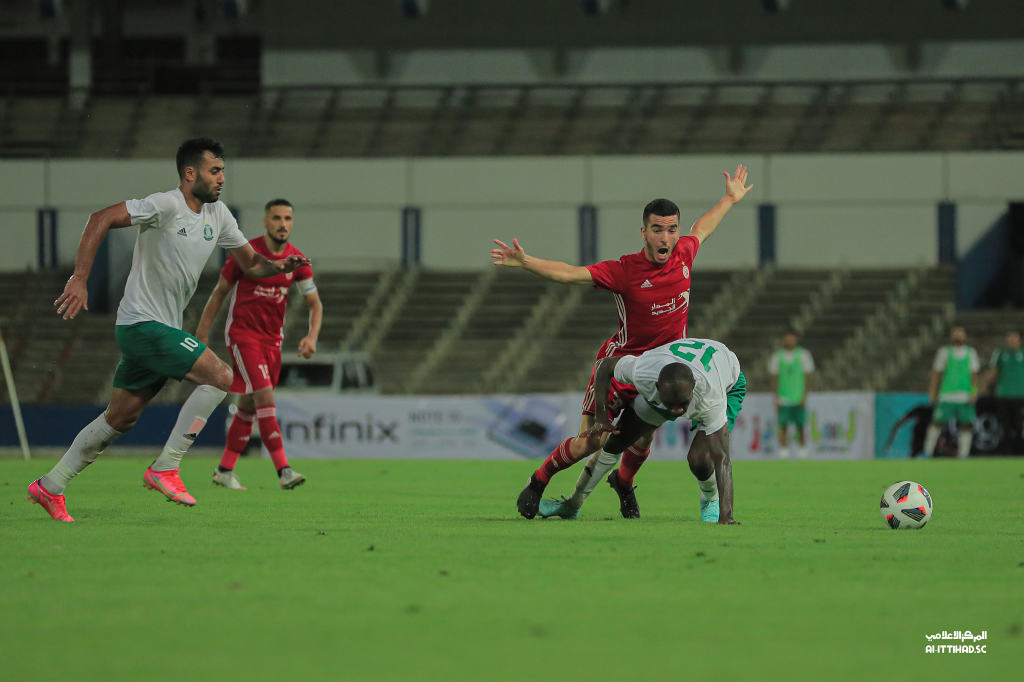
[2,78,1022,159]
[0,266,997,403]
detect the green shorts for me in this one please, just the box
[689,371,746,434]
[113,321,207,392]
[933,401,976,425]
[778,404,807,429]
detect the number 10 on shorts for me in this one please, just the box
[179,337,200,351]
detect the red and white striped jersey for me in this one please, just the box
[585,235,700,357]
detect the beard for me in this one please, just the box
[193,180,220,204]
[267,233,289,246]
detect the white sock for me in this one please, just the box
[568,450,619,507]
[797,446,809,459]
[152,385,226,471]
[957,431,973,459]
[698,471,718,501]
[41,413,123,494]
[924,424,941,456]
[778,446,790,459]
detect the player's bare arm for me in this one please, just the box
[195,276,234,345]
[229,243,309,278]
[584,356,623,439]
[298,290,323,358]
[54,202,133,319]
[707,426,740,524]
[928,371,941,405]
[688,164,754,245]
[491,238,593,285]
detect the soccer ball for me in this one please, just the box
[880,481,933,529]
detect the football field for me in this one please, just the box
[2,456,1021,682]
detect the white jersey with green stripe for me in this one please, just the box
[613,337,741,432]
[117,188,248,330]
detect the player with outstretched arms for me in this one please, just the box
[27,138,309,522]
[195,198,322,490]
[495,165,753,520]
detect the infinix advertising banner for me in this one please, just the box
[273,391,875,460]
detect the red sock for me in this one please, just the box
[618,443,651,486]
[534,437,582,484]
[257,404,290,470]
[220,410,255,470]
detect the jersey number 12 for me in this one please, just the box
[670,340,717,371]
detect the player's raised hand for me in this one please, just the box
[723,164,753,204]
[491,238,527,267]
[54,274,88,320]
[277,254,310,274]
[298,336,317,358]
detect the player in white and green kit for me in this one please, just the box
[925,326,979,459]
[27,138,309,522]
[768,330,815,459]
[576,337,746,524]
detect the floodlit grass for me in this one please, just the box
[1,456,1022,682]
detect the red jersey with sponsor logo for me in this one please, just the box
[222,237,313,347]
[585,235,700,356]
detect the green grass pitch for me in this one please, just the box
[1,456,1022,682]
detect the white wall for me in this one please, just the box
[2,151,1022,273]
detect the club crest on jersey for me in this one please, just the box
[682,264,690,278]
[203,223,213,241]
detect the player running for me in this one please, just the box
[494,165,752,520]
[195,198,322,490]
[518,337,746,524]
[27,138,309,522]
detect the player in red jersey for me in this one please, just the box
[492,165,753,519]
[196,198,323,490]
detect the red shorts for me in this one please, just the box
[580,339,639,420]
[228,343,281,394]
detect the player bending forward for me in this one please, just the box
[498,165,752,520]
[196,198,322,490]
[27,138,309,522]
[518,337,745,524]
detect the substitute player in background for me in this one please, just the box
[768,329,815,459]
[495,165,753,520]
[27,138,309,522]
[520,337,746,524]
[196,199,322,490]
[925,325,979,458]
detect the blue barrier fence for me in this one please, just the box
[0,405,229,448]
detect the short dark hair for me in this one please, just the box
[176,138,224,179]
[642,198,680,226]
[265,198,293,213]
[660,362,695,387]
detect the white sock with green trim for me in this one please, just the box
[924,424,941,456]
[41,413,123,494]
[698,471,718,501]
[568,450,619,507]
[957,431,973,459]
[152,385,226,471]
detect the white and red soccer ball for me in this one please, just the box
[880,481,933,529]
